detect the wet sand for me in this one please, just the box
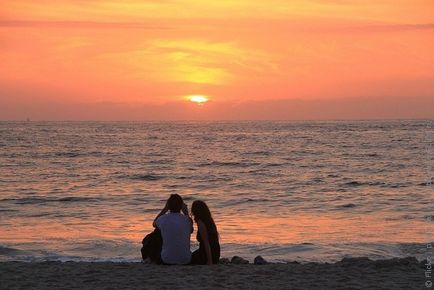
[0,257,426,290]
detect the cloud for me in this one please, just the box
[1,83,433,120]
[335,23,434,33]
[0,20,169,29]
[4,0,434,24]
[99,39,278,85]
[2,19,433,36]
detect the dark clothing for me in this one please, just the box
[190,223,220,264]
[141,228,163,264]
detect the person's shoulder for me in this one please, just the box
[157,213,168,221]
[162,212,181,222]
[156,214,167,226]
[177,213,192,224]
[165,212,191,222]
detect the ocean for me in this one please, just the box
[0,120,432,263]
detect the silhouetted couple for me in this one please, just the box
[141,194,220,265]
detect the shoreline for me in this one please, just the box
[0,241,430,264]
[0,257,427,289]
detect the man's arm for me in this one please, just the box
[152,203,168,228]
[182,203,194,233]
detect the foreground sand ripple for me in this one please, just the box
[0,257,427,290]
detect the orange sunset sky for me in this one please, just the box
[1,0,433,120]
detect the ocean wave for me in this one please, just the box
[340,180,411,188]
[242,150,272,156]
[263,163,283,168]
[0,246,22,255]
[116,173,165,181]
[0,208,18,213]
[221,197,274,207]
[341,181,363,187]
[0,196,101,205]
[418,181,433,187]
[423,215,434,221]
[385,215,417,221]
[336,203,357,209]
[197,161,260,168]
[0,241,431,263]
[54,152,82,158]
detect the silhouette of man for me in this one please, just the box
[152,194,193,265]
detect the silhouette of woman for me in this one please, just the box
[190,200,220,265]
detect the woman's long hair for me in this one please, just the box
[191,200,219,241]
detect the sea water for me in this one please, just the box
[0,120,432,262]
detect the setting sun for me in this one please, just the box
[188,95,209,104]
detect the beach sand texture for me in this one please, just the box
[0,257,426,290]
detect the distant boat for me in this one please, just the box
[26,118,30,122]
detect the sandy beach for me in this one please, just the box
[0,257,427,290]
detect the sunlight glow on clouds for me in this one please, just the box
[0,0,433,119]
[98,39,278,88]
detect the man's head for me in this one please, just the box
[167,194,183,213]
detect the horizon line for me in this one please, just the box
[1,118,433,123]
